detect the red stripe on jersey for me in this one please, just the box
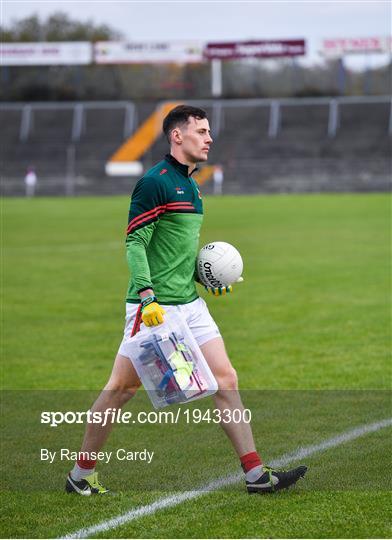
[127,208,166,233]
[166,205,195,211]
[126,203,196,234]
[127,204,167,232]
[128,202,194,228]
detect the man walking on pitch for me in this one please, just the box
[66,105,307,495]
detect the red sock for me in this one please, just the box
[77,458,97,470]
[240,451,262,473]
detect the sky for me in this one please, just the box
[1,0,391,68]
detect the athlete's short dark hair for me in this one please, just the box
[163,105,207,143]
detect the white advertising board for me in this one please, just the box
[95,41,203,64]
[0,42,92,66]
[321,36,391,57]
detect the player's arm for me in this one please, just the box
[126,176,166,326]
[126,227,166,326]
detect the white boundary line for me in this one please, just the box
[62,417,392,539]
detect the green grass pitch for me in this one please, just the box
[1,193,391,538]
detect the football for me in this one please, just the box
[197,241,243,288]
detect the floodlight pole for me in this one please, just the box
[65,144,76,196]
[211,59,222,97]
[337,57,346,95]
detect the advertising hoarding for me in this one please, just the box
[95,41,203,64]
[204,40,306,60]
[321,36,391,57]
[0,42,92,66]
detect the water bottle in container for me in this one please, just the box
[125,311,218,409]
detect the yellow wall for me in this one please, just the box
[109,102,180,162]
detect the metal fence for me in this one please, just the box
[1,96,391,196]
[1,95,391,143]
[1,100,137,142]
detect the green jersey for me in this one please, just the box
[125,154,203,305]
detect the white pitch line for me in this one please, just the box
[62,417,392,539]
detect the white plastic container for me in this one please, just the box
[126,311,218,409]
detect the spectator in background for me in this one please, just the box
[213,164,224,195]
[24,167,37,197]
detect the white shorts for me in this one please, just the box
[118,297,221,359]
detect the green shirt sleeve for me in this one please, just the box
[126,175,167,294]
[126,222,157,292]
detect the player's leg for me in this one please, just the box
[79,353,141,454]
[66,353,141,495]
[200,336,307,493]
[200,337,256,456]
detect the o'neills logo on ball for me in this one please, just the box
[203,261,224,288]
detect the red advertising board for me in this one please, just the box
[204,40,306,60]
[321,36,391,57]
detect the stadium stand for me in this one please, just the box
[1,97,390,196]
